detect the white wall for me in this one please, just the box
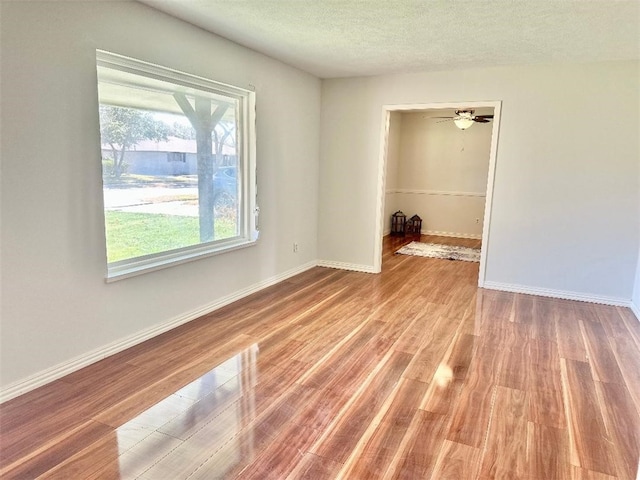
[393,111,492,238]
[0,1,321,391]
[318,61,639,301]
[383,112,402,233]
[634,155,640,319]
[633,246,640,318]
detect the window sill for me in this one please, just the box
[105,238,258,282]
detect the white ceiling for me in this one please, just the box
[138,0,640,79]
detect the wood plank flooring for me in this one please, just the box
[1,235,639,479]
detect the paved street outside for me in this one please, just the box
[103,186,200,217]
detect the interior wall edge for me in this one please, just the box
[0,260,318,404]
[632,244,640,321]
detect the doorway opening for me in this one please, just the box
[373,101,502,286]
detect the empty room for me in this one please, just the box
[1,1,639,479]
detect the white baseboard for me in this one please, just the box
[483,281,632,307]
[384,230,481,239]
[422,230,482,240]
[630,301,640,321]
[0,261,318,403]
[317,260,378,274]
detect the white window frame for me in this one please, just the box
[96,50,258,281]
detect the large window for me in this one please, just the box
[96,51,257,280]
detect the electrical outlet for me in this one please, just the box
[293,243,298,253]
[475,218,480,224]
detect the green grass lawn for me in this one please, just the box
[105,211,236,263]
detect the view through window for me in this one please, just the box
[97,51,257,279]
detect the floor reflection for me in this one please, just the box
[116,344,258,478]
[433,363,454,388]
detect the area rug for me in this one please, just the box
[395,242,480,262]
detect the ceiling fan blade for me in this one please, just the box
[474,115,494,120]
[473,118,490,123]
[431,116,455,119]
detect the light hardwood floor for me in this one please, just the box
[1,235,639,479]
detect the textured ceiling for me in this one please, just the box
[138,0,640,78]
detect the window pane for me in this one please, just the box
[97,62,244,266]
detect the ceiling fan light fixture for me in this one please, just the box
[454,117,474,130]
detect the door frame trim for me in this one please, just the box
[373,100,502,287]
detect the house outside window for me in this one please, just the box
[167,152,186,163]
[96,50,258,280]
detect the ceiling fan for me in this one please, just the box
[433,110,494,130]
